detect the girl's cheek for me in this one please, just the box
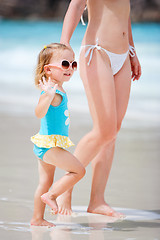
[51,70,60,79]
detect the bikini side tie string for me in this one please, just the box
[84,38,102,65]
[129,45,136,57]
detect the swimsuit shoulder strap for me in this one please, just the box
[56,89,66,97]
[40,89,66,98]
[56,89,67,104]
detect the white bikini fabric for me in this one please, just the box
[80,38,135,75]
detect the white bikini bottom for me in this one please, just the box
[80,38,135,75]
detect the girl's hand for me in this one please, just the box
[130,54,142,81]
[39,77,58,97]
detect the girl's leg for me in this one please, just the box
[88,55,131,216]
[41,147,85,213]
[30,160,55,227]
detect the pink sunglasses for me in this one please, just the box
[48,60,77,71]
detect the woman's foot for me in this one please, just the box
[57,192,72,215]
[87,201,125,218]
[41,193,58,214]
[30,218,55,227]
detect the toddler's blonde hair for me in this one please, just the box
[35,43,71,87]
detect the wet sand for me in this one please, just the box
[0,111,160,239]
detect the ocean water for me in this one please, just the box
[0,20,160,128]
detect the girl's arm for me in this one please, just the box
[35,93,54,119]
[128,17,141,81]
[35,78,57,118]
[60,0,87,45]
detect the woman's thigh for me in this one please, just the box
[114,55,132,130]
[79,49,117,136]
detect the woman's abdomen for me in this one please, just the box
[83,2,130,53]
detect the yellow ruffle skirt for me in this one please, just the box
[31,133,74,148]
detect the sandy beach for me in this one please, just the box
[0,110,160,240]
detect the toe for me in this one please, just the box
[68,210,72,215]
[64,209,68,215]
[107,210,114,216]
[54,209,58,215]
[60,209,65,215]
[58,207,62,214]
[51,208,58,215]
[49,222,55,227]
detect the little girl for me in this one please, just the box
[30,43,85,227]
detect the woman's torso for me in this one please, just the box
[83,0,130,53]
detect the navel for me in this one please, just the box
[123,32,126,37]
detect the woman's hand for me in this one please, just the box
[60,41,75,57]
[130,54,142,81]
[39,77,58,97]
[61,41,72,50]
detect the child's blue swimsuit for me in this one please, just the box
[31,89,74,160]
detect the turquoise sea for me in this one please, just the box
[0,20,160,128]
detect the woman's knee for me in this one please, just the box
[88,120,123,149]
[94,125,117,147]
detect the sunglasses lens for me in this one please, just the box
[72,61,77,70]
[62,60,70,69]
[62,60,77,70]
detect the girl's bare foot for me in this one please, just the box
[41,193,58,214]
[57,192,72,215]
[87,202,125,218]
[30,218,55,227]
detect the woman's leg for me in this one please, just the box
[30,160,55,227]
[114,55,131,132]
[41,147,85,213]
[88,55,131,216]
[57,49,118,214]
[58,53,131,216]
[88,139,116,216]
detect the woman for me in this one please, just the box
[57,0,141,217]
